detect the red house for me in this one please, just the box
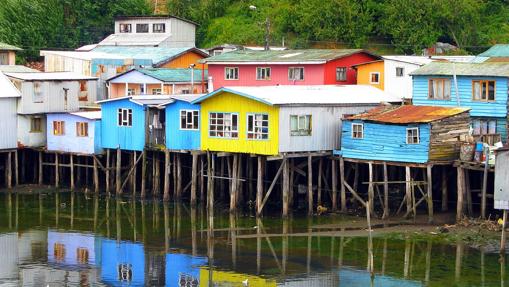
[202,49,381,88]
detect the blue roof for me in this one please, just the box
[92,46,208,66]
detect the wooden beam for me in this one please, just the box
[307,155,313,215]
[442,166,448,212]
[14,151,18,186]
[191,153,198,206]
[427,165,434,224]
[163,150,171,202]
[176,153,182,199]
[141,150,147,198]
[120,151,143,193]
[405,166,411,218]
[38,151,43,185]
[317,158,323,206]
[340,157,346,212]
[456,167,465,222]
[282,156,289,217]
[55,153,59,188]
[93,156,99,193]
[230,154,239,212]
[259,158,286,214]
[383,163,389,219]
[116,148,121,195]
[256,156,264,216]
[481,148,489,219]
[5,152,12,189]
[106,149,110,194]
[70,154,75,190]
[368,163,374,215]
[344,181,366,208]
[332,159,337,211]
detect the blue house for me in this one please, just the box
[98,95,174,151]
[100,239,145,286]
[165,253,207,287]
[340,105,470,164]
[159,94,203,151]
[411,62,509,144]
[46,111,102,155]
[47,230,98,266]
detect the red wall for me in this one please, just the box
[323,52,380,85]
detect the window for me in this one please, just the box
[396,67,404,77]
[256,67,271,80]
[153,23,165,33]
[247,113,269,140]
[127,88,135,96]
[336,67,347,81]
[79,80,88,101]
[225,67,239,80]
[181,89,190,94]
[428,79,451,100]
[119,23,131,33]
[209,112,238,138]
[472,119,497,135]
[53,121,65,136]
[180,110,199,130]
[290,115,312,136]
[118,263,133,282]
[152,88,162,95]
[76,122,89,137]
[213,50,222,56]
[77,248,89,264]
[30,117,42,133]
[54,243,66,263]
[472,80,496,101]
[118,108,133,127]
[370,72,380,84]
[136,24,149,33]
[406,128,419,144]
[33,82,43,103]
[288,67,304,81]
[351,123,364,139]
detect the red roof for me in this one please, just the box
[347,105,470,124]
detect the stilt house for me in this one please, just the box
[100,239,145,286]
[0,71,21,151]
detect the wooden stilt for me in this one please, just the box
[55,153,59,188]
[332,159,337,211]
[500,209,507,254]
[282,155,289,217]
[172,153,177,198]
[14,151,18,186]
[128,152,134,193]
[207,152,215,212]
[441,166,448,212]
[405,166,412,218]
[106,149,110,194]
[163,150,170,201]
[465,169,472,216]
[230,154,239,212]
[93,156,99,192]
[116,148,121,195]
[5,152,12,188]
[427,165,433,223]
[154,151,160,196]
[368,163,374,214]
[38,151,43,185]
[317,158,323,206]
[141,150,147,198]
[191,152,198,206]
[481,152,489,219]
[256,156,264,216]
[176,153,182,199]
[200,156,205,202]
[340,157,346,212]
[456,167,465,222]
[353,163,359,192]
[289,159,294,207]
[70,154,75,190]
[383,162,389,219]
[307,155,313,215]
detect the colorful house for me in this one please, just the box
[411,62,509,144]
[340,105,471,163]
[100,239,145,286]
[199,269,276,287]
[165,253,207,287]
[0,71,20,151]
[107,68,208,98]
[159,94,203,151]
[46,111,102,155]
[192,85,401,156]
[47,230,97,266]
[202,49,380,89]
[98,95,175,151]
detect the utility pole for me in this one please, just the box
[264,17,270,51]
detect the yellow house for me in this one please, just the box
[199,269,277,287]
[354,60,385,90]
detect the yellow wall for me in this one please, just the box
[356,61,384,90]
[199,269,276,287]
[159,51,208,69]
[200,92,279,155]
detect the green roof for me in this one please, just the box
[0,42,21,51]
[203,49,379,63]
[410,62,509,77]
[478,44,509,57]
[92,46,208,66]
[138,68,207,82]
[0,65,39,73]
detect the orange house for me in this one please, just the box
[353,60,385,90]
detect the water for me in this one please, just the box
[0,192,506,287]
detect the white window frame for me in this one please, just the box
[351,123,364,139]
[247,113,269,140]
[225,67,239,80]
[119,23,131,33]
[369,72,380,84]
[256,67,271,80]
[118,108,133,127]
[180,110,199,130]
[288,67,305,81]
[396,67,404,77]
[136,23,149,33]
[153,23,166,33]
[428,78,452,100]
[336,67,347,81]
[152,88,162,95]
[209,112,239,139]
[406,127,420,144]
[290,115,312,136]
[127,88,135,96]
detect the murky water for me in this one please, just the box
[0,192,506,287]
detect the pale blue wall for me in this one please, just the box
[46,113,102,154]
[165,100,201,150]
[341,120,430,163]
[100,99,146,151]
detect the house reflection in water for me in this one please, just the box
[199,269,277,287]
[101,239,145,286]
[48,230,98,266]
[338,268,422,287]
[165,253,207,287]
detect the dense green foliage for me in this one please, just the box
[1,0,508,61]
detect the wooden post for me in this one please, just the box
[282,157,289,217]
[256,156,264,216]
[106,149,110,194]
[70,154,75,190]
[307,155,313,215]
[405,166,412,218]
[128,152,134,193]
[163,150,170,201]
[230,154,239,212]
[465,169,472,216]
[317,158,323,206]
[176,153,182,199]
[332,159,337,211]
[441,166,448,212]
[426,165,433,223]
[200,156,205,202]
[93,156,99,192]
[5,152,12,189]
[154,151,161,196]
[14,151,18,186]
[191,152,198,206]
[501,210,507,254]
[207,152,215,212]
[383,162,389,219]
[456,167,465,222]
[141,150,147,198]
[116,148,121,195]
[340,157,346,212]
[38,151,43,185]
[368,163,374,214]
[481,149,489,219]
[55,153,59,188]
[289,159,294,207]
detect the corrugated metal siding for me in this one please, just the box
[0,98,18,149]
[46,114,102,154]
[18,114,46,148]
[167,18,196,48]
[412,75,508,117]
[341,120,430,163]
[18,81,82,114]
[165,101,200,150]
[278,106,377,153]
[101,99,146,151]
[200,92,279,155]
[44,54,92,75]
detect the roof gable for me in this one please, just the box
[0,71,21,98]
[411,62,509,77]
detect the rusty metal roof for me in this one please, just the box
[347,105,470,124]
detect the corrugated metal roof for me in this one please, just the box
[40,50,127,61]
[92,46,207,66]
[347,105,470,124]
[410,62,509,77]
[193,85,402,106]
[478,44,509,57]
[0,42,22,51]
[109,68,208,82]
[96,94,203,106]
[98,33,171,47]
[5,72,97,81]
[0,65,40,73]
[70,111,101,120]
[157,94,205,106]
[202,49,379,64]
[0,71,21,98]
